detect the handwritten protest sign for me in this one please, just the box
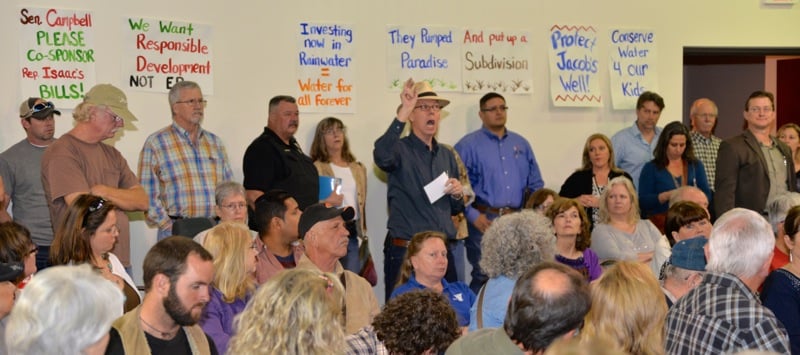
[18,7,96,108]
[548,25,601,106]
[386,25,461,92]
[123,17,213,94]
[608,28,657,109]
[296,22,356,113]
[461,28,533,94]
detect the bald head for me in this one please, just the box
[505,262,590,353]
[530,268,572,298]
[670,186,709,212]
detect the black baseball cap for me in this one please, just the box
[298,203,355,239]
[0,262,23,283]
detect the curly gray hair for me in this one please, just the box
[479,210,556,279]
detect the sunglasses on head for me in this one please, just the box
[23,101,54,118]
[83,198,107,227]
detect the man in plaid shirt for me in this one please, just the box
[665,208,789,354]
[689,98,721,217]
[138,81,234,239]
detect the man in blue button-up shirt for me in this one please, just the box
[611,91,664,189]
[455,92,544,293]
[374,79,465,300]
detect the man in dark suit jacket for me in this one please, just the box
[715,91,796,216]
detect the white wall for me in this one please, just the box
[2,0,799,300]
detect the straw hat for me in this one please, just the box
[412,81,450,108]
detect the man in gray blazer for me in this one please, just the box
[715,90,796,216]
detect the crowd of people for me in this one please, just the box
[0,77,797,354]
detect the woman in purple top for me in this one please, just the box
[546,198,602,281]
[200,222,258,355]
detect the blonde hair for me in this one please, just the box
[778,123,800,162]
[598,176,640,225]
[72,102,105,122]
[202,222,255,302]
[580,133,622,172]
[581,261,666,355]
[228,268,345,355]
[545,336,627,355]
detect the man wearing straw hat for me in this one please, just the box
[374,78,464,299]
[41,84,148,271]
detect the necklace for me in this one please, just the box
[591,175,605,225]
[92,253,112,273]
[139,316,178,339]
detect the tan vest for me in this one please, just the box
[295,254,380,334]
[112,305,211,355]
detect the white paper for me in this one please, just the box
[424,172,449,204]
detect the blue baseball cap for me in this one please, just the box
[671,237,707,271]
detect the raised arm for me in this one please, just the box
[374,78,418,172]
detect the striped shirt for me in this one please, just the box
[691,131,721,190]
[138,123,233,231]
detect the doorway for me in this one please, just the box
[683,47,800,140]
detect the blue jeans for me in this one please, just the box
[383,235,407,300]
[446,240,465,282]
[466,223,489,294]
[35,244,51,272]
[339,221,361,273]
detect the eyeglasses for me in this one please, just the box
[748,106,773,114]
[106,109,123,123]
[176,99,208,107]
[481,105,509,113]
[414,104,442,112]
[22,101,54,118]
[695,113,716,119]
[323,127,346,136]
[220,202,247,211]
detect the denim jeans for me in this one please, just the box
[339,220,361,273]
[446,240,465,282]
[466,223,489,294]
[383,234,408,300]
[34,244,51,272]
